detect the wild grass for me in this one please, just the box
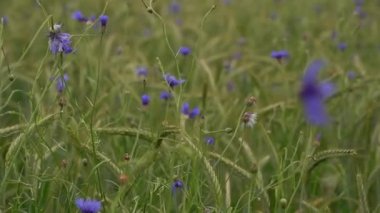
[1,0,380,212]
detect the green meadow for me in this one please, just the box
[1,0,379,212]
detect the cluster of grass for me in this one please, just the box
[1,0,380,212]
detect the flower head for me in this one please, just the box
[169,1,181,14]
[136,66,148,77]
[75,198,101,213]
[72,11,88,22]
[56,74,69,94]
[99,15,108,27]
[160,91,172,100]
[49,24,73,54]
[164,74,185,88]
[204,136,215,145]
[347,70,357,80]
[337,42,347,51]
[242,112,257,128]
[299,60,335,125]
[181,102,200,119]
[179,46,191,56]
[173,180,183,188]
[141,94,150,106]
[271,50,289,61]
[1,16,8,25]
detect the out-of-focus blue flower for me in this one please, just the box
[164,74,185,88]
[171,179,184,194]
[75,198,101,213]
[72,11,88,22]
[204,136,215,145]
[99,15,108,27]
[169,1,181,14]
[136,66,148,77]
[347,70,357,80]
[49,24,73,54]
[299,60,335,125]
[354,6,367,19]
[141,94,150,106]
[181,102,200,119]
[1,16,8,25]
[160,91,172,100]
[227,80,235,92]
[223,60,232,72]
[189,107,200,119]
[56,74,69,94]
[353,0,364,6]
[181,102,190,115]
[271,50,289,61]
[222,0,232,5]
[337,42,347,51]
[179,46,191,56]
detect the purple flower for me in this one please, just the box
[181,102,190,115]
[271,50,289,61]
[337,42,347,51]
[99,15,108,27]
[56,74,69,93]
[179,46,191,56]
[136,66,148,77]
[160,91,172,100]
[169,1,181,14]
[181,102,200,119]
[354,6,367,19]
[299,60,335,125]
[72,11,88,22]
[204,136,215,145]
[347,70,357,80]
[189,107,200,119]
[49,24,73,54]
[164,74,185,88]
[222,0,232,5]
[226,80,235,92]
[75,198,101,213]
[172,180,184,189]
[1,16,8,25]
[353,0,364,6]
[141,94,150,106]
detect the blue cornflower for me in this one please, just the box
[354,6,367,19]
[141,94,150,106]
[1,16,8,25]
[136,66,148,77]
[347,70,357,80]
[179,46,191,56]
[172,180,183,188]
[72,11,88,22]
[337,42,347,51]
[56,74,69,94]
[222,0,232,5]
[181,102,200,119]
[353,0,364,6]
[160,91,172,100]
[227,81,235,92]
[164,74,185,88]
[271,50,289,61]
[204,136,215,145]
[99,15,108,27]
[75,198,101,213]
[169,1,181,14]
[49,24,73,54]
[299,60,335,125]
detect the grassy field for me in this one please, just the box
[1,0,380,212]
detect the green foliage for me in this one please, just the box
[0,0,379,212]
